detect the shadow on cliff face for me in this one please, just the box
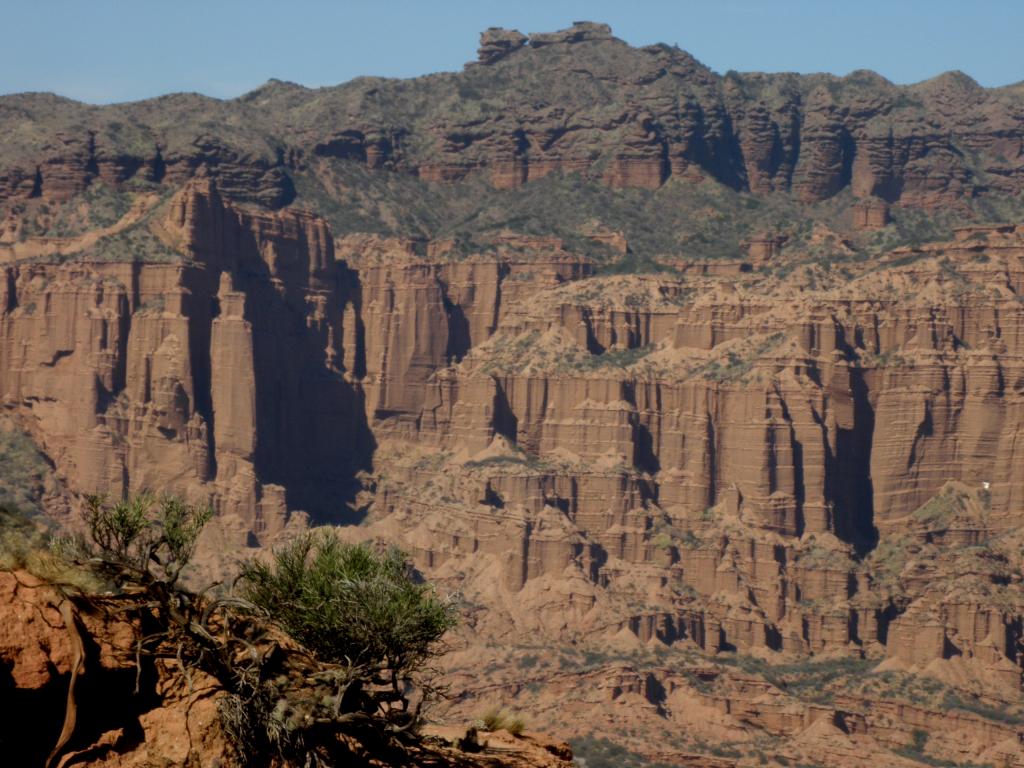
[235,236,375,525]
[443,293,471,362]
[0,657,65,765]
[832,367,879,555]
[0,625,155,766]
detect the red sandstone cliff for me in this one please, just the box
[3,22,1024,767]
[4,187,1024,636]
[5,182,1024,762]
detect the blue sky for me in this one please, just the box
[3,0,1022,103]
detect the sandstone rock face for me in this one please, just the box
[0,178,369,533]
[477,28,528,65]
[6,191,1024,677]
[0,570,226,768]
[5,21,1024,768]
[339,227,1024,766]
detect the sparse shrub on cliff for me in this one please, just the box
[48,495,460,767]
[0,503,104,593]
[54,493,213,588]
[858,348,909,368]
[911,729,929,752]
[0,419,52,515]
[623,291,647,308]
[690,332,785,383]
[86,224,180,263]
[19,182,134,239]
[911,488,967,528]
[979,487,992,510]
[239,532,456,674]
[573,343,655,371]
[0,504,46,570]
[134,295,166,314]
[464,451,547,471]
[652,532,672,549]
[570,734,675,768]
[479,707,526,736]
[218,533,458,762]
[558,653,580,670]
[941,691,1024,725]
[680,530,703,549]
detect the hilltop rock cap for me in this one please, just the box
[528,21,614,47]
[476,22,614,65]
[477,27,528,64]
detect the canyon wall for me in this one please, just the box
[0,178,370,538]
[3,23,1024,765]
[5,182,1024,690]
[353,228,1024,677]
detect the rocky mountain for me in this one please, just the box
[3,22,1024,239]
[3,21,1024,768]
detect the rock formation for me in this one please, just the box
[3,21,1024,767]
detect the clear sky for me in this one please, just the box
[3,0,1022,104]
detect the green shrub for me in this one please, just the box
[911,729,929,752]
[575,344,655,371]
[911,488,967,528]
[54,497,459,765]
[570,734,675,768]
[0,420,51,514]
[0,504,46,570]
[239,533,457,669]
[942,691,1024,725]
[55,493,212,588]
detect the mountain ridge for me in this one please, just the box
[2,21,1023,220]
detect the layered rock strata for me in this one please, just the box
[0,178,369,535]
[3,24,1024,214]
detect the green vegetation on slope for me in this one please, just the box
[0,419,52,516]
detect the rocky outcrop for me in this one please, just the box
[0,569,574,768]
[476,28,528,65]
[0,570,227,767]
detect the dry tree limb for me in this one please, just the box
[45,600,86,768]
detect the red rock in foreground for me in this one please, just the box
[0,570,573,767]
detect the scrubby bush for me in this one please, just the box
[479,708,527,736]
[239,532,457,695]
[0,420,52,514]
[0,503,46,570]
[570,734,676,768]
[48,494,459,767]
[53,493,212,591]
